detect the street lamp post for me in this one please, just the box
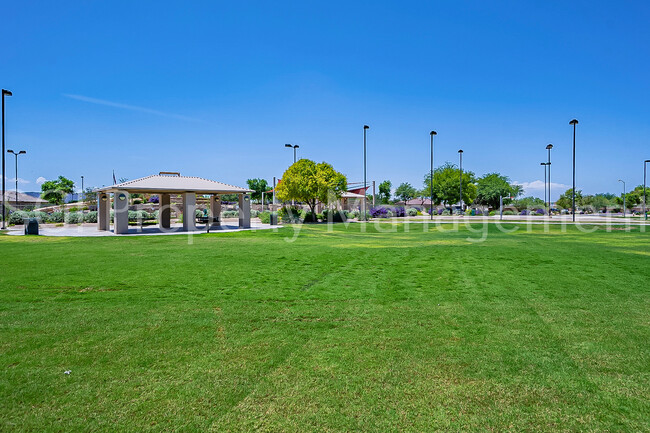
[618,179,626,217]
[546,144,553,217]
[541,162,548,212]
[7,150,26,205]
[429,131,437,220]
[458,149,464,213]
[81,175,85,217]
[284,144,299,206]
[2,89,13,229]
[643,159,650,221]
[363,125,369,221]
[284,143,299,164]
[569,119,578,222]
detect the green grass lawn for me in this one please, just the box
[1,223,649,432]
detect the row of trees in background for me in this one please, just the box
[377,163,523,209]
[556,186,646,211]
[375,162,648,211]
[247,160,647,214]
[33,169,647,214]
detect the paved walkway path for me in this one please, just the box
[6,222,277,237]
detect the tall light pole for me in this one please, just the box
[569,119,578,222]
[458,149,464,213]
[363,125,369,220]
[284,144,299,206]
[541,162,548,212]
[546,144,553,217]
[2,89,13,229]
[7,150,26,205]
[284,143,299,164]
[618,179,626,217]
[643,159,650,221]
[429,131,437,220]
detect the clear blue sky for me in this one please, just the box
[2,1,650,200]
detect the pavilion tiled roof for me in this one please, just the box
[96,174,252,194]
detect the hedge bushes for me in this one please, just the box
[278,206,302,223]
[50,212,64,223]
[259,211,271,224]
[370,207,389,218]
[322,208,348,222]
[222,210,239,218]
[84,211,98,223]
[8,211,31,225]
[407,208,418,217]
[64,212,84,224]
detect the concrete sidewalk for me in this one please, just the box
[5,221,277,237]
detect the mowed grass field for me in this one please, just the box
[1,223,649,432]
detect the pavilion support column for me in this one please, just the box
[239,193,251,229]
[114,191,129,234]
[159,193,171,229]
[97,193,110,231]
[210,194,221,227]
[183,192,197,231]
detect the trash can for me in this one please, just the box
[25,218,39,235]
[269,213,278,225]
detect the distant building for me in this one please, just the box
[2,191,47,210]
[396,198,435,210]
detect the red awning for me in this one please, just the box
[347,186,369,195]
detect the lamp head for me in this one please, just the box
[569,119,579,125]
[546,144,553,150]
[18,150,26,155]
[2,89,12,97]
[363,125,369,130]
[458,149,463,154]
[7,149,13,154]
[294,145,299,149]
[430,131,437,136]
[645,160,650,163]
[285,144,292,148]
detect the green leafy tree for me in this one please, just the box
[395,182,417,204]
[40,176,75,205]
[423,162,477,208]
[475,173,522,209]
[616,190,641,210]
[220,194,239,203]
[276,159,347,217]
[82,187,97,208]
[378,180,392,204]
[582,193,616,212]
[246,178,269,203]
[556,188,583,210]
[511,196,545,210]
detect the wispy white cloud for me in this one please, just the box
[513,180,569,198]
[3,175,30,184]
[63,94,201,122]
[36,176,47,184]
